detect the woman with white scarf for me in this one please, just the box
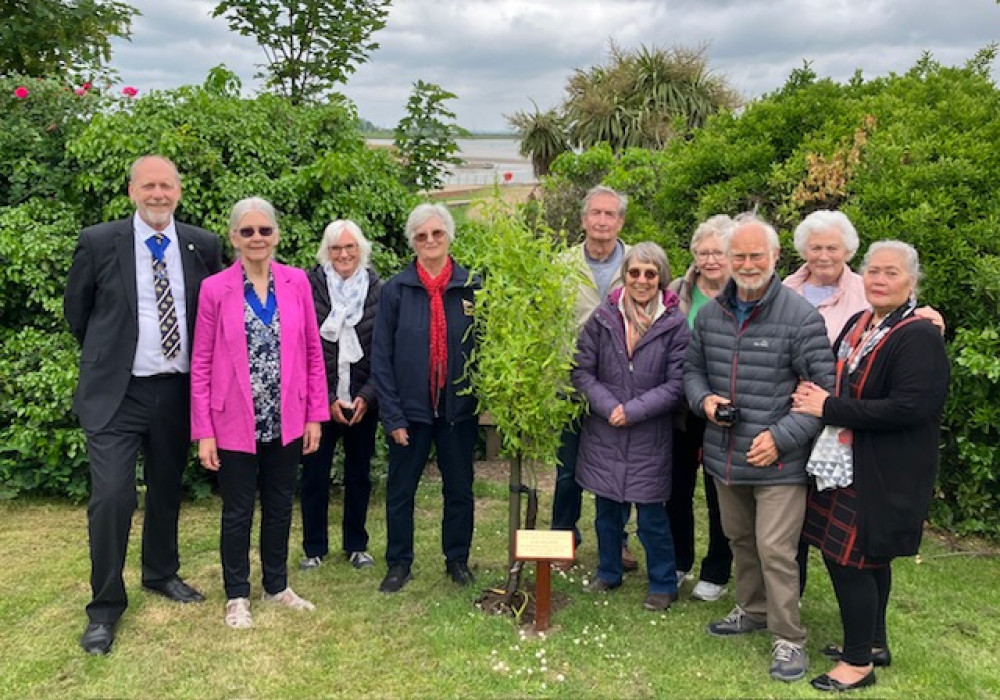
[299,220,384,571]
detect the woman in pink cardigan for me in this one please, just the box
[190,197,329,629]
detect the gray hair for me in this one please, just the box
[228,196,279,233]
[404,203,455,250]
[315,219,371,267]
[129,154,180,184]
[621,242,671,290]
[690,214,735,254]
[725,212,780,253]
[861,240,922,290]
[793,210,860,260]
[580,185,628,218]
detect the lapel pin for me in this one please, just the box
[187,243,195,251]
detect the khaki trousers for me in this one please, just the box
[715,480,807,644]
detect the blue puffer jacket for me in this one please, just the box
[573,288,690,504]
[372,258,479,431]
[683,276,835,486]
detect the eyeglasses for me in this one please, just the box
[237,226,275,238]
[413,229,446,244]
[329,243,358,255]
[730,252,768,264]
[627,268,659,281]
[695,249,725,261]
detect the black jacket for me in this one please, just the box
[306,264,383,408]
[372,258,479,431]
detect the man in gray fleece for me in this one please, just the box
[684,214,834,683]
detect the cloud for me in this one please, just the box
[110,0,1000,131]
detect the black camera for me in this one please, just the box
[714,403,740,427]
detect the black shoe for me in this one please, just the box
[810,669,877,692]
[583,577,622,593]
[446,561,475,587]
[820,643,892,667]
[379,565,412,593]
[80,622,115,655]
[142,576,206,603]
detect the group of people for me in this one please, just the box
[66,157,950,694]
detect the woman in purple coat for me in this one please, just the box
[573,242,690,611]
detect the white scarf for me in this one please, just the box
[320,263,369,403]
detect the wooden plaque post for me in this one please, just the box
[514,530,574,632]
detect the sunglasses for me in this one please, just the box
[413,229,446,244]
[237,226,275,238]
[627,268,659,281]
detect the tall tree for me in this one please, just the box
[212,0,391,104]
[0,0,136,76]
[506,101,570,178]
[394,80,467,191]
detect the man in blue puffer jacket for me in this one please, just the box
[684,214,834,684]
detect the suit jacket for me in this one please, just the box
[64,217,224,433]
[190,260,330,453]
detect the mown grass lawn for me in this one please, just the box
[0,464,998,699]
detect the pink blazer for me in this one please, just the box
[190,260,330,453]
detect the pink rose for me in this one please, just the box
[75,88,87,96]
[83,82,92,91]
[122,86,138,98]
[14,86,29,99]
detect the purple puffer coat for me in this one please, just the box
[573,288,690,504]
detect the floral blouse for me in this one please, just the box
[244,269,281,442]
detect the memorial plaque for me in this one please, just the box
[514,529,574,561]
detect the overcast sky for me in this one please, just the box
[108,0,1000,132]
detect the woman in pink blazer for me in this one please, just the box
[191,197,329,629]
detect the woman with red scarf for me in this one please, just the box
[371,204,480,594]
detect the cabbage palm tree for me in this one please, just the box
[506,101,571,178]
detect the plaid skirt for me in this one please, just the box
[802,485,886,569]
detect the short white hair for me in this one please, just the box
[724,212,780,253]
[315,219,372,267]
[690,214,734,254]
[404,203,455,250]
[228,196,278,233]
[580,185,628,218]
[793,210,860,261]
[861,240,922,291]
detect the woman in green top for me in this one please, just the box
[666,215,734,602]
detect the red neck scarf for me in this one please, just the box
[416,257,453,412]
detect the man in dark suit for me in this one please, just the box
[64,155,224,655]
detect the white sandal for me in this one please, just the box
[261,587,315,611]
[224,597,252,628]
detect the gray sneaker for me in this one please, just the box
[706,605,768,636]
[770,639,808,682]
[349,551,375,569]
[300,555,323,571]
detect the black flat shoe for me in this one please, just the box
[820,643,892,667]
[143,577,206,603]
[810,670,877,692]
[80,622,115,655]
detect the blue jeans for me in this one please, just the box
[384,417,477,569]
[595,496,678,594]
[551,424,582,546]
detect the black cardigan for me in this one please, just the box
[822,314,950,559]
[306,265,383,408]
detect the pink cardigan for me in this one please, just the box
[190,260,330,453]
[783,263,869,343]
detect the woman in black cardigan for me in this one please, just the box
[792,240,949,693]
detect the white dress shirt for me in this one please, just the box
[131,213,191,376]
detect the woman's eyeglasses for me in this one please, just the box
[328,243,358,255]
[627,268,659,281]
[413,229,446,244]
[237,226,275,238]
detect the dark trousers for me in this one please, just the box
[551,423,582,546]
[595,497,678,594]
[824,556,892,666]
[666,413,732,584]
[84,374,190,624]
[217,439,302,599]
[300,410,378,557]
[385,418,477,569]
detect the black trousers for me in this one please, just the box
[384,418,477,569]
[84,374,190,625]
[666,412,732,584]
[824,556,892,666]
[300,410,378,557]
[218,439,302,599]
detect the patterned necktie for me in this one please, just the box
[147,234,181,359]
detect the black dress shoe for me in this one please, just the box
[80,623,115,655]
[446,561,475,587]
[143,577,206,603]
[820,643,892,667]
[810,670,877,692]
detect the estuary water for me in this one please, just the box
[367,138,534,186]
